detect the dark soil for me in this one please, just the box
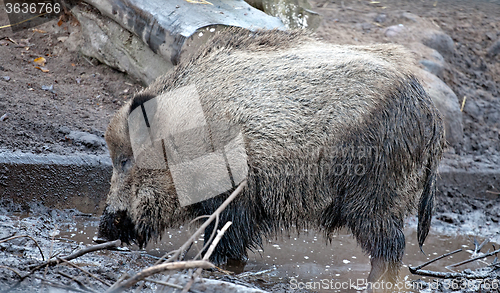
[0,4,142,156]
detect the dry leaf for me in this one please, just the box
[35,66,49,73]
[34,57,46,66]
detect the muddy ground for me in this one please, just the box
[1,0,500,292]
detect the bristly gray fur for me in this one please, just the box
[99,28,445,283]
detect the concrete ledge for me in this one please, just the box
[0,152,112,214]
[1,151,498,215]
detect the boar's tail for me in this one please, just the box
[417,124,442,254]
[417,169,435,254]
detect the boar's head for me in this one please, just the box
[97,97,185,247]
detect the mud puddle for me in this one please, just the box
[44,214,497,292]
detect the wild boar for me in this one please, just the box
[98,28,445,284]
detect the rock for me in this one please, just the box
[485,109,500,126]
[409,42,445,63]
[2,76,10,81]
[419,59,444,79]
[67,131,106,148]
[487,38,500,57]
[421,31,455,56]
[415,68,464,147]
[462,98,482,121]
[64,31,83,53]
[374,13,387,23]
[361,22,372,31]
[485,31,497,41]
[76,0,286,85]
[73,6,171,86]
[400,12,422,23]
[384,24,406,38]
[57,36,68,43]
[58,126,71,135]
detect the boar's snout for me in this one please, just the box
[98,207,140,245]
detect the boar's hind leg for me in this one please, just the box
[350,206,405,284]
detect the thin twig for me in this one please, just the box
[475,237,490,253]
[56,257,112,287]
[0,265,22,278]
[192,213,219,261]
[31,240,121,271]
[0,232,16,241]
[449,248,500,268]
[105,260,214,293]
[409,249,462,273]
[182,221,233,293]
[82,55,95,66]
[58,271,99,293]
[159,180,246,264]
[0,235,45,261]
[145,277,183,289]
[410,269,493,279]
[34,276,89,293]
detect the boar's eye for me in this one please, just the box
[120,158,131,171]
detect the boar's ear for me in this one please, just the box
[130,93,157,114]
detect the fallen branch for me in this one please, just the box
[56,257,112,287]
[409,269,494,279]
[158,180,246,264]
[410,245,500,280]
[34,276,89,293]
[182,221,233,293]
[30,240,121,271]
[0,265,22,279]
[58,271,99,293]
[409,249,462,272]
[0,235,45,261]
[449,248,500,268]
[105,260,214,293]
[0,240,122,293]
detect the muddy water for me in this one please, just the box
[52,215,492,293]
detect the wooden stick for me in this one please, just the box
[409,249,462,273]
[449,248,500,268]
[58,271,100,293]
[182,221,233,293]
[144,278,185,290]
[56,257,112,287]
[410,269,492,279]
[0,235,45,261]
[160,180,246,264]
[34,276,89,293]
[0,265,22,278]
[105,260,214,293]
[31,240,121,271]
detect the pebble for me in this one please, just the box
[422,31,455,56]
[384,24,406,38]
[487,38,500,57]
[2,76,10,81]
[420,59,444,79]
[374,13,387,23]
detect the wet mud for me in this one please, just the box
[1,201,498,292]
